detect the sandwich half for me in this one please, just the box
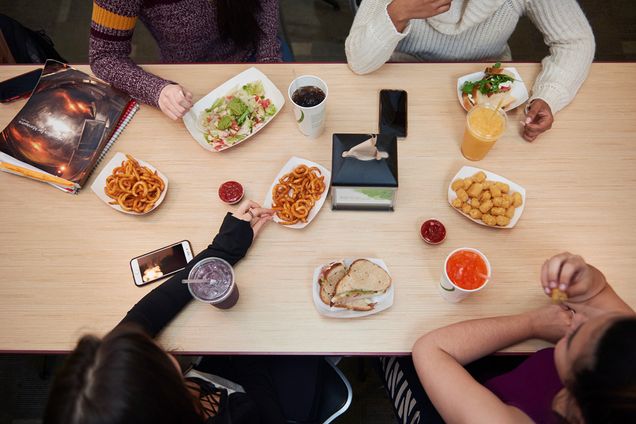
[318,261,347,306]
[330,259,392,306]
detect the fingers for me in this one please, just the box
[249,207,275,218]
[522,100,553,142]
[251,215,272,237]
[159,84,193,120]
[558,255,585,291]
[542,252,572,294]
[433,0,452,8]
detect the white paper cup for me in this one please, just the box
[288,75,328,138]
[439,247,491,303]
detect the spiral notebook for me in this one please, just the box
[0,60,138,194]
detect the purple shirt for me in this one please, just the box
[89,0,281,108]
[484,348,564,423]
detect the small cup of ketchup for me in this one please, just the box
[420,219,446,245]
[218,181,244,205]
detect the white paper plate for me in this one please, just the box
[90,152,168,215]
[456,67,529,112]
[262,156,331,229]
[312,258,394,319]
[183,67,285,152]
[447,166,526,229]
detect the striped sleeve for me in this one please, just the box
[525,0,595,113]
[89,0,172,107]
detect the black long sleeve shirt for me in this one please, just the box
[119,213,253,337]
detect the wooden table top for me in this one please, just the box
[1,63,635,354]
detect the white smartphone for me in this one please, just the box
[130,240,194,287]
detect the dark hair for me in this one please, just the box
[217,0,265,51]
[566,317,636,423]
[43,324,204,424]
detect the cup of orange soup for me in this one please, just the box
[439,248,491,302]
[461,104,507,161]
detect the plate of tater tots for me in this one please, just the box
[448,166,526,228]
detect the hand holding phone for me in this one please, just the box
[379,89,408,138]
[130,240,194,286]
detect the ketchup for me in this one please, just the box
[420,219,446,244]
[218,181,244,204]
[446,250,488,290]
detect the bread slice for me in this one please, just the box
[318,262,346,306]
[334,298,377,312]
[330,259,391,305]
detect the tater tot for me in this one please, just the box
[470,198,480,208]
[490,185,502,198]
[513,192,523,207]
[479,199,493,213]
[451,179,464,191]
[469,208,482,219]
[467,183,484,198]
[492,196,503,207]
[501,197,511,208]
[463,178,473,190]
[451,198,463,208]
[480,191,492,201]
[505,206,515,218]
[473,171,486,183]
[495,182,509,193]
[462,203,472,214]
[491,207,505,216]
[457,188,469,202]
[482,181,492,189]
[496,215,511,227]
[482,214,497,226]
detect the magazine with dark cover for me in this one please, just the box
[0,60,138,193]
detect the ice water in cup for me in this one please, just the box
[188,257,239,309]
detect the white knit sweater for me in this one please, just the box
[345,0,595,113]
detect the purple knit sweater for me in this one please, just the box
[89,0,282,107]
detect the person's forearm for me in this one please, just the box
[118,214,253,337]
[414,313,534,366]
[526,0,595,113]
[387,0,409,32]
[345,0,408,75]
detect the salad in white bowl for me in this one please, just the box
[198,81,277,150]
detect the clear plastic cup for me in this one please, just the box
[188,257,239,309]
[461,104,507,161]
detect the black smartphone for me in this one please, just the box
[130,240,194,287]
[0,69,42,103]
[379,89,407,138]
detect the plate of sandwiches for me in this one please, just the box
[312,258,393,318]
[457,63,529,112]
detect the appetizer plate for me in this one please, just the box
[312,258,394,319]
[447,166,526,229]
[263,156,331,229]
[90,152,168,215]
[183,67,285,152]
[456,67,529,112]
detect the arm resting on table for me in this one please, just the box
[118,213,253,338]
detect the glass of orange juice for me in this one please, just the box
[461,104,507,161]
[439,247,491,302]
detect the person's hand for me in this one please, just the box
[232,200,274,239]
[522,99,553,141]
[540,253,607,304]
[526,304,575,343]
[387,0,452,32]
[158,84,193,120]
